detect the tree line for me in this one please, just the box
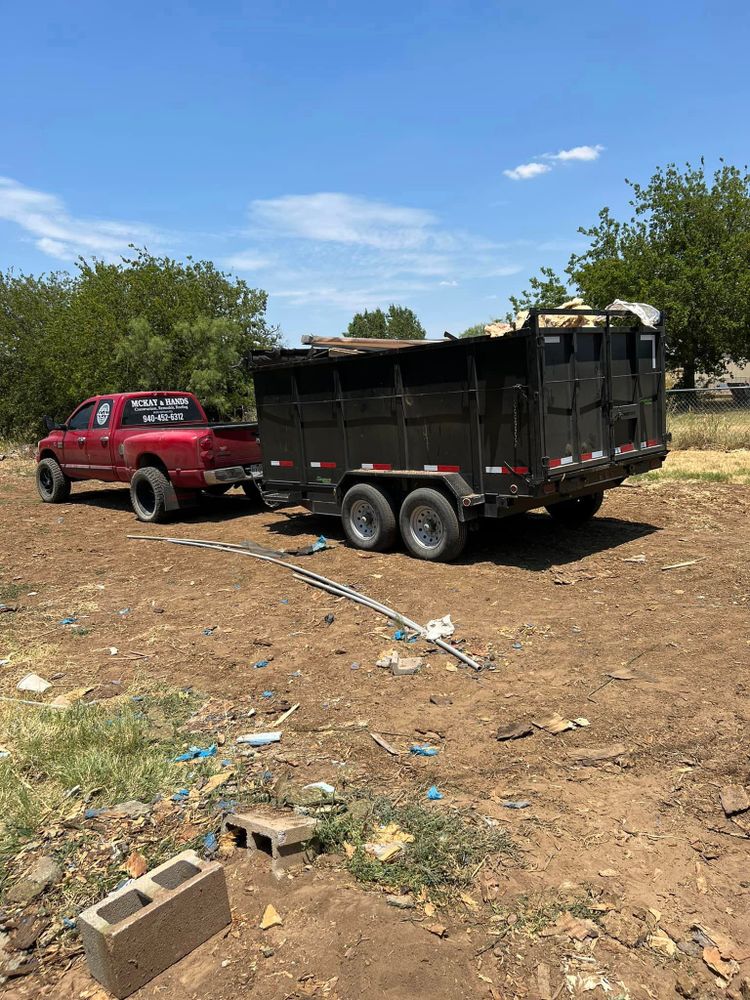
[0,249,281,438]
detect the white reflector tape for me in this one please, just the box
[580,450,604,462]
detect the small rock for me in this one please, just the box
[101,800,151,819]
[496,722,533,742]
[676,938,702,958]
[675,973,698,998]
[386,895,415,910]
[391,657,423,676]
[429,695,452,706]
[10,914,49,951]
[720,784,750,816]
[6,857,62,905]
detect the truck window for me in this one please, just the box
[120,395,203,426]
[68,402,95,430]
[93,399,113,429]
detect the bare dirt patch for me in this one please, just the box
[1,455,749,999]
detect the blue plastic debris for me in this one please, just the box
[84,807,105,819]
[394,629,406,641]
[261,691,274,699]
[410,745,439,757]
[280,598,289,605]
[62,917,77,930]
[426,785,444,800]
[175,744,217,762]
[171,788,189,802]
[202,627,216,636]
[512,641,523,650]
[118,608,131,616]
[350,662,361,671]
[217,799,238,811]
[221,759,232,767]
[261,770,274,784]
[233,584,241,590]
[203,832,218,853]
[501,800,531,809]
[131,695,144,702]
[254,659,269,669]
[311,535,328,553]
[60,617,78,625]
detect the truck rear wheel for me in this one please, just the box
[399,488,467,562]
[130,466,171,523]
[546,490,604,526]
[36,458,71,503]
[342,483,397,552]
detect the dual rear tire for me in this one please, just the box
[342,484,467,562]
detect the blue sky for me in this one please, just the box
[1,1,748,343]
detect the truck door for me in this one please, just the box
[61,401,96,475]
[541,326,609,472]
[84,398,117,481]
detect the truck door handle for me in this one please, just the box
[101,436,109,445]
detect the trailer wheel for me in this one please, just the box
[36,458,71,503]
[546,490,604,526]
[342,484,397,552]
[399,488,467,562]
[130,466,171,523]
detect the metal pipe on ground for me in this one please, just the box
[127,534,482,670]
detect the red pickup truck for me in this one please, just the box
[35,391,262,522]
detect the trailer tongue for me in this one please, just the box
[250,307,668,562]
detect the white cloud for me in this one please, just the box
[503,162,552,182]
[547,144,604,162]
[439,279,458,287]
[249,192,437,251]
[0,176,166,261]
[224,251,272,271]
[504,144,604,181]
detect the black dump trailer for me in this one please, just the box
[251,308,668,561]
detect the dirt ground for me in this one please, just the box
[1,454,749,1000]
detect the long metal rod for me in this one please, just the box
[128,534,482,670]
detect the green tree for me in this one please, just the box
[567,161,750,385]
[345,304,426,339]
[508,266,569,319]
[460,323,489,338]
[0,248,280,437]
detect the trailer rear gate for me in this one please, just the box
[252,309,667,556]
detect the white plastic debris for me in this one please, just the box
[108,647,118,656]
[303,781,335,795]
[17,673,52,694]
[236,731,281,747]
[605,299,661,329]
[424,615,455,641]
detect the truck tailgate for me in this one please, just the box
[209,424,261,466]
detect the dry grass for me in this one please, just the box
[668,410,750,450]
[635,449,750,485]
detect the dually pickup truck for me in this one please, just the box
[35,391,262,522]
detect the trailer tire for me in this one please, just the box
[399,488,467,562]
[546,490,604,526]
[36,458,71,503]
[342,483,397,552]
[130,466,171,523]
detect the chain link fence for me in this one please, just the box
[666,386,750,449]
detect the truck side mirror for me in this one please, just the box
[43,416,66,432]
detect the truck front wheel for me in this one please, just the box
[399,488,467,562]
[546,490,604,526]
[342,483,397,552]
[36,458,71,504]
[130,466,171,523]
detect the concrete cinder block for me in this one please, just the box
[224,809,319,877]
[78,850,230,999]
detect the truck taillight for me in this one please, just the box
[199,433,215,467]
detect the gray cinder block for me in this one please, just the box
[224,810,319,877]
[77,850,230,998]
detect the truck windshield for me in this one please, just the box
[121,395,204,426]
